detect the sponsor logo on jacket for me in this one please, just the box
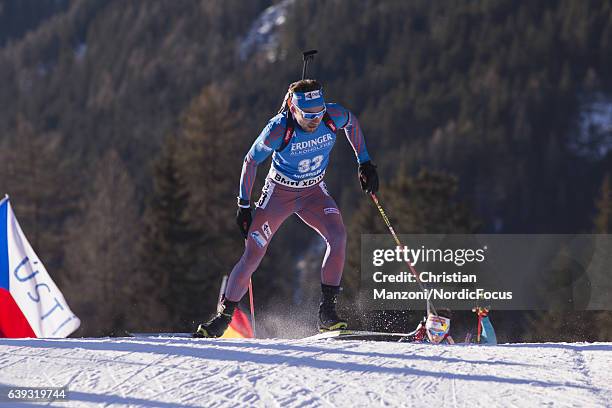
[290,134,333,155]
[273,172,324,188]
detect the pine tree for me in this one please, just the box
[527,174,612,342]
[0,115,79,283]
[173,84,246,319]
[138,135,203,331]
[176,84,244,265]
[63,149,140,336]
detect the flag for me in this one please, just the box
[0,196,80,338]
[221,307,254,338]
[215,275,253,338]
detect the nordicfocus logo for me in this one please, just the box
[290,134,333,155]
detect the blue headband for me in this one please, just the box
[292,89,325,109]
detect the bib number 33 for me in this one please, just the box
[298,155,323,173]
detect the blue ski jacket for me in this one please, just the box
[238,103,371,201]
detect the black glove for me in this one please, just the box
[236,206,252,239]
[358,161,379,194]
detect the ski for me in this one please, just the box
[128,332,195,338]
[305,330,414,342]
[128,330,415,342]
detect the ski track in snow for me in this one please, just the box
[0,337,610,408]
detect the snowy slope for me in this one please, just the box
[238,0,294,62]
[0,337,611,407]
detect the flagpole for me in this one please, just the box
[218,275,228,307]
[248,279,256,338]
[2,196,81,338]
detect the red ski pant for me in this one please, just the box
[225,179,347,302]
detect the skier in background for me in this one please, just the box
[194,79,378,337]
[401,307,497,345]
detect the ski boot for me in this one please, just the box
[318,284,348,332]
[193,298,237,338]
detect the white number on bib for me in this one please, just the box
[298,159,311,173]
[297,155,324,173]
[311,155,323,171]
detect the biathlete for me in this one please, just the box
[195,79,378,337]
[401,307,497,345]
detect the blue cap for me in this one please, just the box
[292,89,325,109]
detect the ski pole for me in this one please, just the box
[368,192,438,316]
[477,314,482,343]
[248,278,256,338]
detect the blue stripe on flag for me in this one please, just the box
[0,198,9,290]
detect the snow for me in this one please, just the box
[74,42,87,61]
[1,337,611,407]
[238,0,295,62]
[569,92,612,160]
